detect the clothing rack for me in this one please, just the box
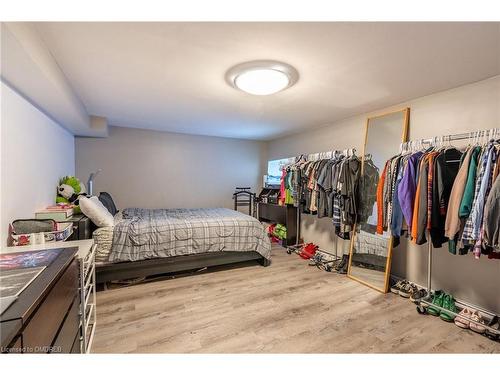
[288,147,357,263]
[403,128,500,336]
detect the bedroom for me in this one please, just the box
[0,1,499,372]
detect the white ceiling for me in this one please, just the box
[34,22,500,140]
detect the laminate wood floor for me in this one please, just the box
[92,246,500,353]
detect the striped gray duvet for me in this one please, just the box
[108,208,271,263]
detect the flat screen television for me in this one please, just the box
[266,157,295,187]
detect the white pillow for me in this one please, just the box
[79,196,114,227]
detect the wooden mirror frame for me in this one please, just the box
[347,107,410,293]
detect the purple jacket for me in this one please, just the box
[398,151,423,232]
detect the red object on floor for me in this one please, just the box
[299,243,318,259]
[266,224,280,243]
[267,224,276,234]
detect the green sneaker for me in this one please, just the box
[439,294,457,322]
[426,290,444,316]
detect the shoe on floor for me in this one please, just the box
[485,316,500,341]
[469,311,486,334]
[335,254,349,273]
[439,293,457,322]
[399,283,418,298]
[334,255,345,271]
[454,308,473,329]
[410,288,428,303]
[337,255,350,274]
[426,290,444,316]
[390,280,407,294]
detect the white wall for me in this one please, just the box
[1,82,75,246]
[1,23,107,137]
[267,76,500,312]
[75,126,266,211]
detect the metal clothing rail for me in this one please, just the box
[403,127,500,336]
[288,147,357,263]
[301,147,357,162]
[401,128,500,152]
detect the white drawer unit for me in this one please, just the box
[79,243,97,353]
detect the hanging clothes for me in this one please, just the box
[483,173,500,253]
[429,148,463,248]
[377,135,499,260]
[390,156,406,238]
[376,161,389,235]
[398,151,423,234]
[316,158,335,218]
[279,151,361,240]
[412,153,429,244]
[461,143,496,258]
[279,167,287,206]
[339,156,361,229]
[358,158,379,224]
[444,147,473,252]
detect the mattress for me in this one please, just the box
[94,208,271,263]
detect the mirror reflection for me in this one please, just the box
[348,109,409,292]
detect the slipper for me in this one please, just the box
[454,308,472,329]
[469,311,486,334]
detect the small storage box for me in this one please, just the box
[11,222,73,246]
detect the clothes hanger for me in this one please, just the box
[489,129,495,145]
[444,134,457,151]
[494,128,500,142]
[437,135,444,151]
[424,137,435,153]
[447,134,452,148]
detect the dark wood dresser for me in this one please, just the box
[1,248,80,354]
[258,202,298,246]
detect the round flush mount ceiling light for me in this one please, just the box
[226,60,299,96]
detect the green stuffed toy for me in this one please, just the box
[56,176,87,213]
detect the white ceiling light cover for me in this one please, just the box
[226,60,299,95]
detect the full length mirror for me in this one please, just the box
[348,108,410,292]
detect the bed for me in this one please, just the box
[92,205,272,283]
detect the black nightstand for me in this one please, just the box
[59,214,93,241]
